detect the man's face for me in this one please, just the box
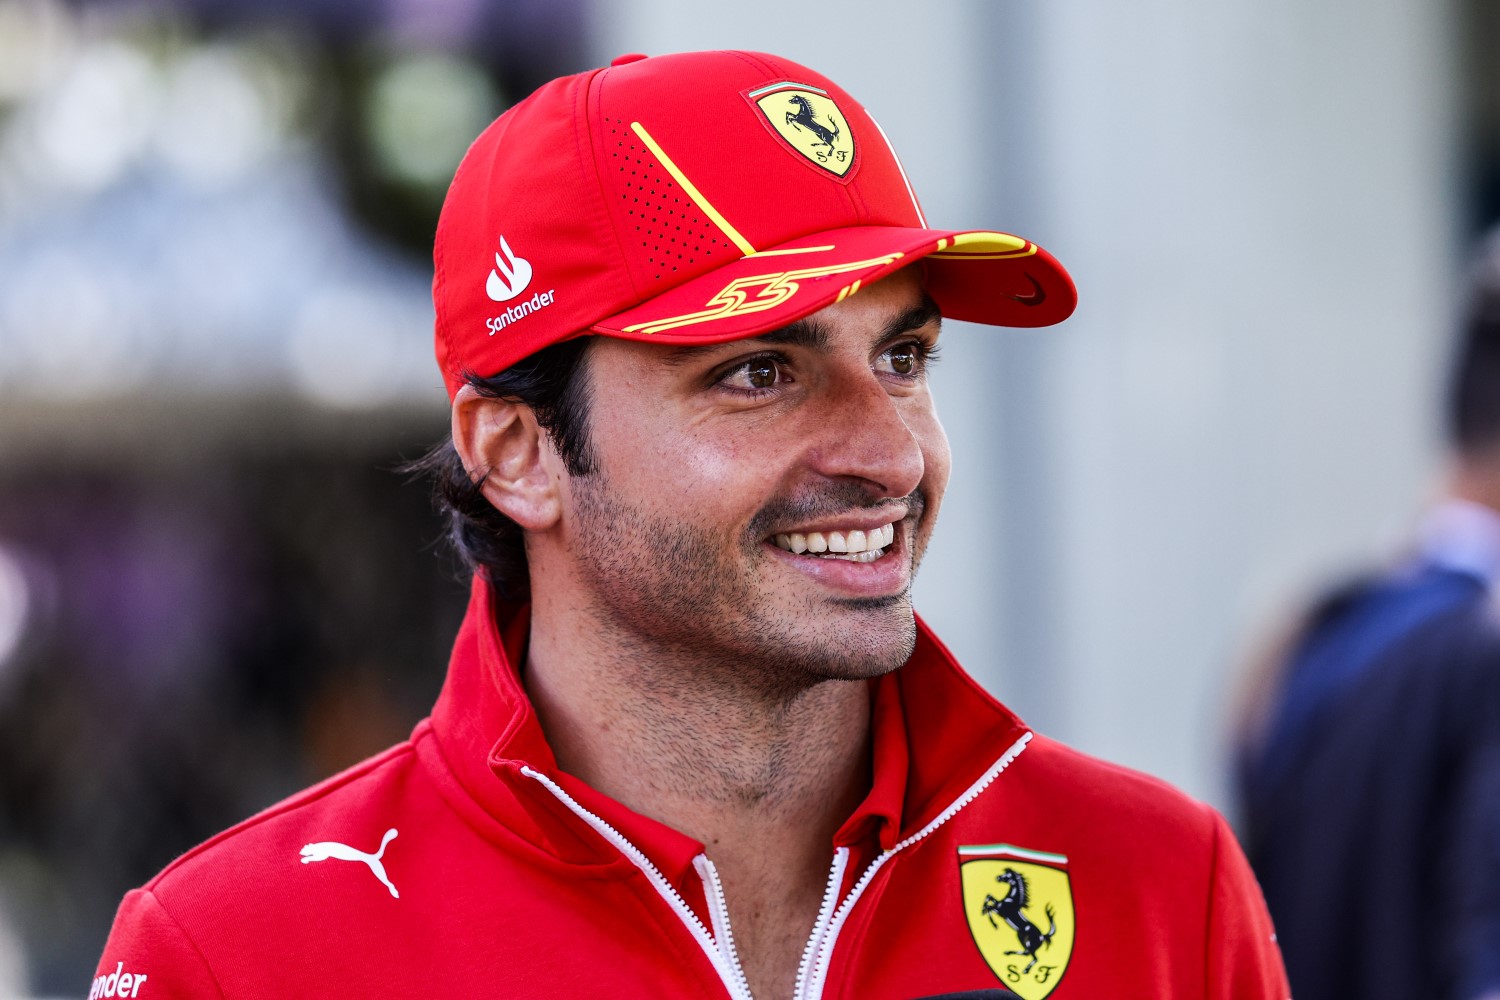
[556,268,950,692]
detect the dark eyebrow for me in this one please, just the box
[756,317,830,350]
[659,291,941,368]
[880,293,942,344]
[657,318,827,369]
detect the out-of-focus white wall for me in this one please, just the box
[1022,0,1455,807]
[595,0,1457,808]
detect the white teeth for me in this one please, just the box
[771,522,899,559]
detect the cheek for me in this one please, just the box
[661,428,787,517]
[590,407,769,515]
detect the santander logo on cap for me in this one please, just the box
[486,235,534,302]
[482,233,558,337]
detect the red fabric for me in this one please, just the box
[431,51,1075,395]
[94,577,1288,998]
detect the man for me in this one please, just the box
[1237,231,1500,1000]
[94,50,1287,998]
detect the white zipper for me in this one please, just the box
[795,731,1033,1000]
[524,728,1032,1000]
[520,766,755,1000]
[693,854,756,999]
[791,847,850,997]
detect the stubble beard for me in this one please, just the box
[567,469,925,703]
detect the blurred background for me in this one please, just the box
[0,0,1492,993]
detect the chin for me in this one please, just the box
[780,606,918,683]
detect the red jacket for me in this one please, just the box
[94,579,1288,999]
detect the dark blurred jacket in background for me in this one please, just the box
[1237,230,1500,1000]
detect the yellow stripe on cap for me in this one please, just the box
[631,122,756,257]
[928,231,1034,259]
[747,245,835,257]
[619,254,901,335]
[835,279,862,302]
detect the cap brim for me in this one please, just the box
[590,225,1076,345]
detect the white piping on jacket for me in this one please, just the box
[795,730,1034,1000]
[523,730,1033,1000]
[519,766,754,1000]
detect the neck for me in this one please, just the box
[523,581,873,849]
[521,573,875,997]
[1451,445,1500,514]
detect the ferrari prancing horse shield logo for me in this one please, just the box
[751,82,855,176]
[959,844,1076,999]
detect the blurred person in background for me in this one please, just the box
[1236,230,1500,1000]
[0,3,592,988]
[94,50,1288,998]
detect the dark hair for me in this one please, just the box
[405,336,597,601]
[1448,234,1500,455]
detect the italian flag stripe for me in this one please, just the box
[957,843,1069,865]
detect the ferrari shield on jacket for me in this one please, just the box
[93,578,1288,998]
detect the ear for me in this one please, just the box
[451,384,563,531]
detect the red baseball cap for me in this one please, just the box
[433,50,1075,397]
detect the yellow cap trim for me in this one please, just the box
[747,245,835,258]
[929,231,1035,260]
[929,249,1038,260]
[834,279,861,303]
[631,121,756,257]
[620,254,900,335]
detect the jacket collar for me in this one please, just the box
[1414,498,1500,588]
[429,575,1029,877]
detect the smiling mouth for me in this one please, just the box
[770,522,897,564]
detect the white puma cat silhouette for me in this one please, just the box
[299,828,400,898]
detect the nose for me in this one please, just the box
[806,368,927,500]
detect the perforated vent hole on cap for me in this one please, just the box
[607,117,732,281]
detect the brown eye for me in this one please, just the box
[888,345,917,375]
[719,355,790,393]
[747,359,779,389]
